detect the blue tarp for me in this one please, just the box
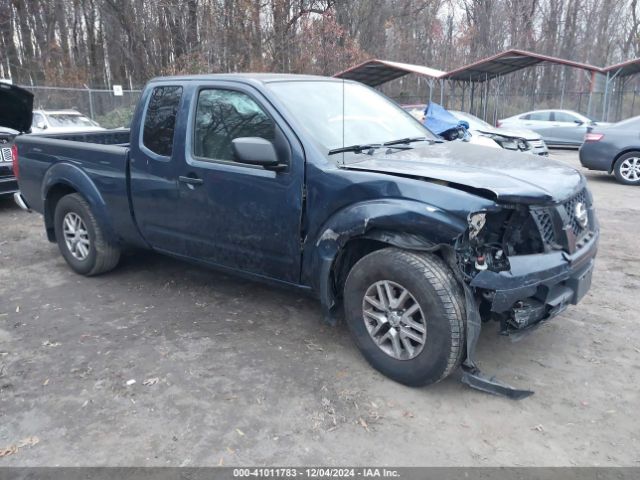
[423,102,469,136]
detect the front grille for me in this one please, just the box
[563,188,589,239]
[1,147,12,163]
[530,188,593,253]
[531,208,555,245]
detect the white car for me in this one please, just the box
[402,104,501,149]
[498,109,609,147]
[450,110,549,156]
[31,109,104,134]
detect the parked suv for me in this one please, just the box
[0,83,32,197]
[31,109,104,134]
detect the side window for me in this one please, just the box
[143,86,183,157]
[193,89,275,162]
[520,114,530,120]
[529,112,551,121]
[553,111,579,123]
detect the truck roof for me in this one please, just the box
[148,73,345,84]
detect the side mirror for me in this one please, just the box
[231,137,284,170]
[573,119,584,126]
[35,121,47,130]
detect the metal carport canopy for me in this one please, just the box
[603,58,640,77]
[333,59,446,86]
[443,49,603,82]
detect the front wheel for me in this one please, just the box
[54,193,121,276]
[343,248,465,387]
[613,152,640,185]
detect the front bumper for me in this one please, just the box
[531,146,549,156]
[470,229,598,321]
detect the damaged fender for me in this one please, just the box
[304,198,469,323]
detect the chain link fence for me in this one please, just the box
[392,88,640,125]
[21,83,640,130]
[25,86,142,129]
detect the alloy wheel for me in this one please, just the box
[63,212,90,260]
[620,157,640,181]
[362,280,427,360]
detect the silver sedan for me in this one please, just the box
[498,109,608,147]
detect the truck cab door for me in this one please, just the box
[130,82,305,284]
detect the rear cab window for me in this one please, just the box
[142,85,183,157]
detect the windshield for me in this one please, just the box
[451,111,491,130]
[267,81,435,151]
[46,113,95,128]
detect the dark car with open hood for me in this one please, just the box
[0,82,33,197]
[8,74,599,399]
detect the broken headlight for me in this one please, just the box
[468,212,487,240]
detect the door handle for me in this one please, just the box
[178,175,203,186]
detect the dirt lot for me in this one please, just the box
[0,150,638,466]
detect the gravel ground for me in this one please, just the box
[0,150,638,466]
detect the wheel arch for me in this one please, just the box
[42,163,116,244]
[610,148,640,173]
[304,199,469,324]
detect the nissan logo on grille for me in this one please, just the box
[575,202,588,229]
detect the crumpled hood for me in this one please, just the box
[477,126,542,140]
[339,141,584,204]
[0,83,33,133]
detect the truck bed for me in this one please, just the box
[33,129,131,146]
[15,128,143,246]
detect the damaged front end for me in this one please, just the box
[454,187,599,398]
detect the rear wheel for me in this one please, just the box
[343,248,465,387]
[54,193,121,276]
[613,152,640,185]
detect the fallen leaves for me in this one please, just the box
[358,417,370,432]
[0,436,40,458]
[41,340,61,347]
[18,437,39,448]
[0,445,17,458]
[304,339,324,352]
[235,428,245,437]
[143,377,159,386]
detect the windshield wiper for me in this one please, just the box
[383,136,431,146]
[328,144,383,155]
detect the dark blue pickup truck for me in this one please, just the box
[10,74,599,396]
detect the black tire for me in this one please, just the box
[613,152,640,185]
[343,248,465,387]
[53,193,121,276]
